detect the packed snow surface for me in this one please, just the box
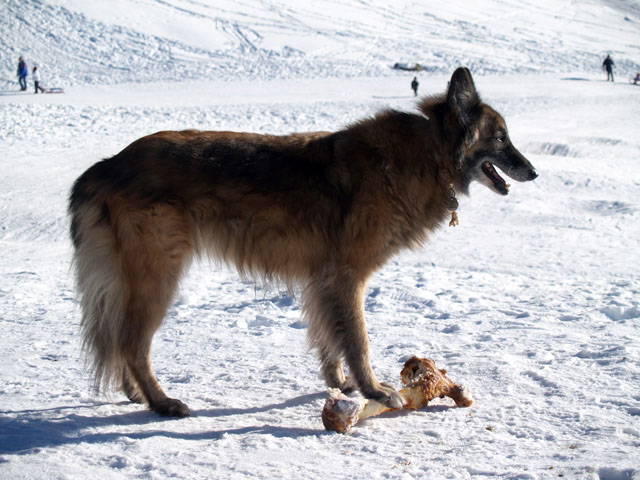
[1,1,640,479]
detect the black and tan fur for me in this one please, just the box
[69,68,537,416]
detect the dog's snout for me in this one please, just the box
[529,169,538,181]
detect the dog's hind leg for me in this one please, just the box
[115,202,193,417]
[306,271,404,409]
[120,304,190,417]
[121,365,145,404]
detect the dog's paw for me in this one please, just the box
[150,397,191,417]
[363,384,405,409]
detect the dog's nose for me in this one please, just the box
[529,170,538,180]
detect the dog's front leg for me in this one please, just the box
[305,272,404,409]
[341,301,405,410]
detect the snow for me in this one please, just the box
[1,0,640,479]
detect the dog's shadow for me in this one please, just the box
[0,392,329,455]
[195,391,325,418]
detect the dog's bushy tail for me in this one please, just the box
[69,170,127,395]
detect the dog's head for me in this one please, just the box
[438,67,538,196]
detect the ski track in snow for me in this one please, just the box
[1,1,640,479]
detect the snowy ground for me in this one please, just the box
[1,1,640,479]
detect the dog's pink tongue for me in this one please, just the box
[482,161,510,194]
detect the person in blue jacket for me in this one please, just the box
[17,57,28,91]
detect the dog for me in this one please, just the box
[69,67,537,416]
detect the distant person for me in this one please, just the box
[411,76,419,96]
[17,56,28,91]
[602,54,614,82]
[32,66,45,94]
[633,72,640,85]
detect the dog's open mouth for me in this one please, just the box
[481,161,510,195]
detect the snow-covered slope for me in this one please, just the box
[1,1,640,479]
[2,0,639,87]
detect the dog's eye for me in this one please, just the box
[495,133,505,143]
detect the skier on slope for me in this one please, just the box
[602,54,614,82]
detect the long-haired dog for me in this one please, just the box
[69,68,537,416]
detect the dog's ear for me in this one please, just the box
[447,68,480,171]
[447,67,479,125]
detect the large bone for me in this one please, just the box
[322,356,473,433]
